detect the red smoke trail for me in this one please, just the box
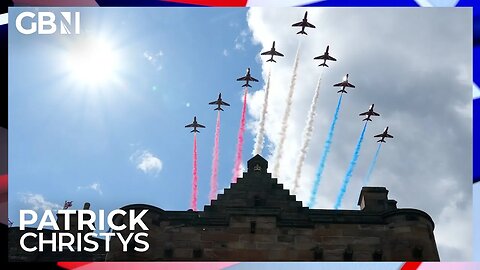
[191,133,198,211]
[209,111,221,201]
[232,88,248,183]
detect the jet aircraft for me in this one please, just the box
[333,74,355,94]
[374,126,394,143]
[359,104,380,121]
[292,11,316,35]
[236,68,259,88]
[185,116,206,133]
[314,45,337,67]
[261,41,285,63]
[209,93,230,111]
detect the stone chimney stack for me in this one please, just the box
[357,187,397,212]
[57,202,95,234]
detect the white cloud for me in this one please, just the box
[20,193,62,211]
[77,182,103,195]
[234,29,250,50]
[223,49,229,56]
[246,8,471,260]
[130,150,163,176]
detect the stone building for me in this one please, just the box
[107,155,440,261]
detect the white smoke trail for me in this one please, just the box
[292,72,323,193]
[253,70,272,156]
[273,42,301,177]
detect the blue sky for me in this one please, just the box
[8,8,264,225]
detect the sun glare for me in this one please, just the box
[66,37,120,88]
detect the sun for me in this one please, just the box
[65,37,120,88]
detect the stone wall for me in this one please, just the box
[106,155,440,261]
[7,155,439,262]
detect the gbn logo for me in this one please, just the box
[16,12,80,35]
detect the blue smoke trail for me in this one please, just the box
[308,94,343,208]
[334,122,368,209]
[363,143,382,186]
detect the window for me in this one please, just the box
[164,248,173,259]
[250,221,256,234]
[343,246,353,261]
[313,247,323,261]
[373,249,383,261]
[254,195,261,207]
[412,246,423,260]
[193,248,203,258]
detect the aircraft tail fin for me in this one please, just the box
[191,129,199,133]
[242,83,252,88]
[337,89,347,94]
[319,63,328,67]
[377,139,385,143]
[267,58,276,63]
[214,107,224,111]
[363,118,372,122]
[297,30,307,35]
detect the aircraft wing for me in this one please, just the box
[237,76,247,81]
[260,51,271,55]
[306,22,316,28]
[292,22,303,27]
[327,56,337,61]
[374,134,383,138]
[347,82,356,88]
[208,101,218,105]
[221,101,230,106]
[314,55,326,60]
[274,51,284,56]
[372,112,380,116]
[386,134,394,138]
[198,124,206,128]
[185,123,194,128]
[251,77,259,82]
[333,82,345,87]
[359,112,369,116]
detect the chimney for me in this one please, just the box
[358,187,397,212]
[57,201,95,233]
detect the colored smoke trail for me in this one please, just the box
[232,88,248,183]
[209,111,221,201]
[191,133,198,211]
[308,94,343,208]
[363,143,382,186]
[334,122,368,210]
[253,70,271,156]
[273,42,301,177]
[293,73,324,193]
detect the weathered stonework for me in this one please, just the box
[106,155,440,261]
